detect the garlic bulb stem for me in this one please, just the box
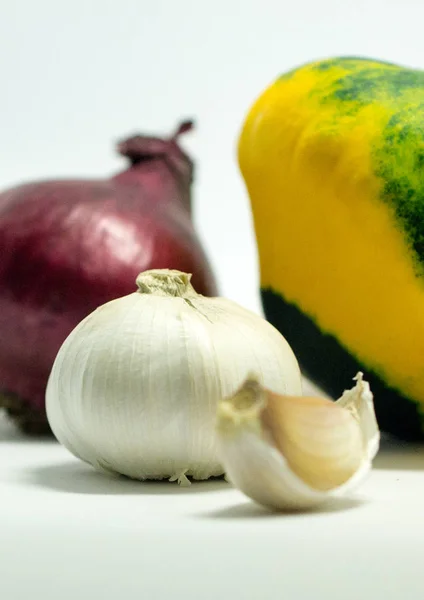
[136,270,197,298]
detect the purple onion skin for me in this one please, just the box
[0,121,217,432]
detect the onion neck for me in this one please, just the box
[114,121,194,192]
[136,269,198,298]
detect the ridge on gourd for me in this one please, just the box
[239,56,424,440]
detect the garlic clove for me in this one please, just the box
[262,391,364,492]
[216,373,379,510]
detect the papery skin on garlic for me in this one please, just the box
[46,269,302,484]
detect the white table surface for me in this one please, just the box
[1,402,423,600]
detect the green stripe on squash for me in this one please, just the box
[262,288,423,441]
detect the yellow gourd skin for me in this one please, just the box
[239,57,424,439]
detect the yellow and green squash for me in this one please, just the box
[239,56,424,440]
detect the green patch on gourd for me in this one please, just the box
[376,106,424,266]
[313,62,424,109]
[280,56,377,81]
[332,68,424,103]
[306,57,424,269]
[312,56,385,72]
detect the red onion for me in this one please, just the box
[0,121,217,434]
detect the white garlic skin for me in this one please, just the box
[46,271,302,482]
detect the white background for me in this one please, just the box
[2,0,424,314]
[1,2,424,599]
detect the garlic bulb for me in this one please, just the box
[46,269,302,484]
[216,373,379,509]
